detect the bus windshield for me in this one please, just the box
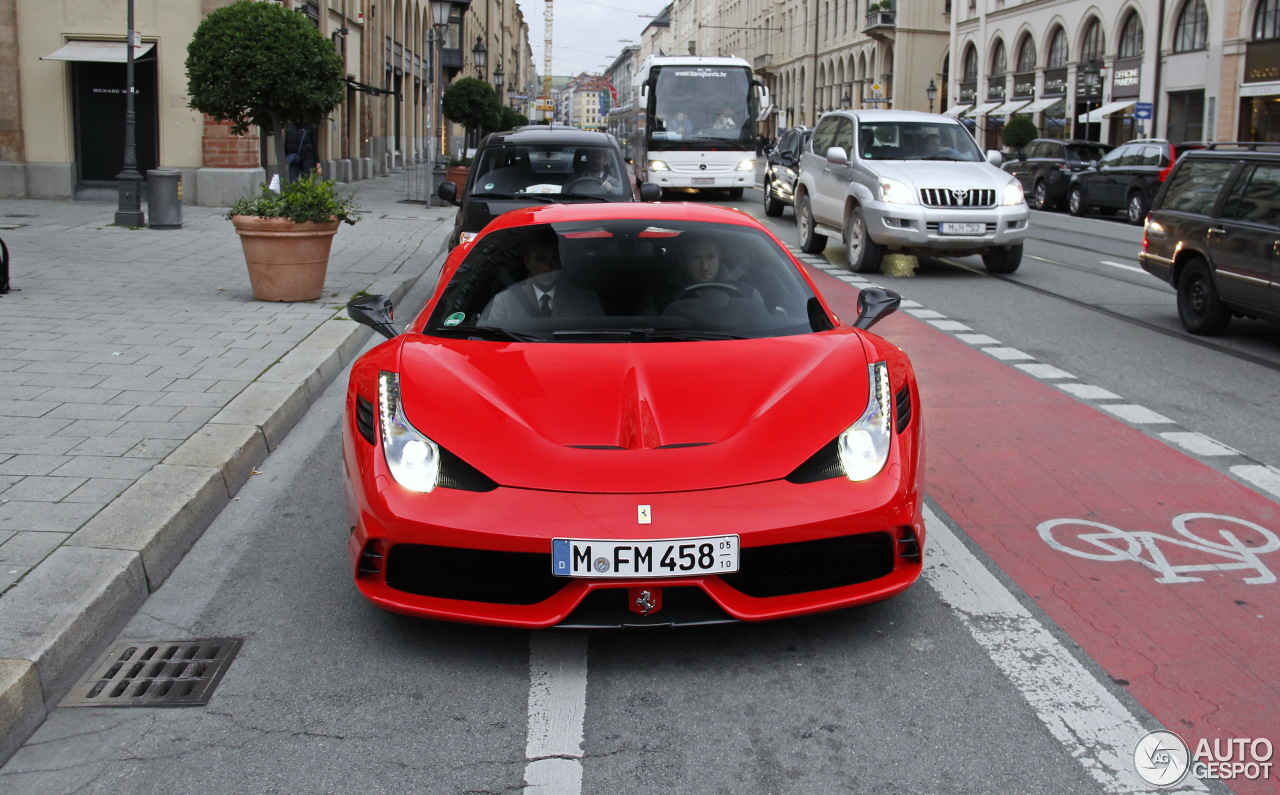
[649,65,753,150]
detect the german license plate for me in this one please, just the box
[552,535,740,578]
[939,222,984,235]
[692,177,715,186]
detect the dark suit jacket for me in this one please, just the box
[481,278,605,321]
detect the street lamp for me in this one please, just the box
[494,64,504,92]
[1081,58,1101,140]
[425,0,453,204]
[115,0,145,227]
[841,93,851,107]
[926,79,937,113]
[472,36,487,82]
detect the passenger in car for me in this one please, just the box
[481,231,605,320]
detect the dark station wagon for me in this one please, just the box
[1139,142,1280,335]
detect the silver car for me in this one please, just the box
[793,110,1030,273]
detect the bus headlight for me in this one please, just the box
[737,159,755,171]
[649,160,670,171]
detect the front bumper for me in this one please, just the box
[862,200,1030,253]
[344,455,924,628]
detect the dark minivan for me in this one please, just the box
[1139,142,1280,335]
[1003,138,1112,211]
[438,127,660,248]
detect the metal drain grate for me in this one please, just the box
[61,638,243,708]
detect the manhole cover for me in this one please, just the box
[61,637,243,708]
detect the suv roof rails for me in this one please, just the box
[1200,141,1280,151]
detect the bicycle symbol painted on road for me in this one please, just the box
[1037,513,1280,584]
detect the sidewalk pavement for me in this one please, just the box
[0,173,456,762]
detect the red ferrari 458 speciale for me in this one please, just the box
[343,202,923,628]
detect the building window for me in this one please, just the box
[990,39,1007,78]
[963,45,978,82]
[1047,27,1068,68]
[1118,12,1143,58]
[1255,0,1280,41]
[1017,35,1036,72]
[1174,0,1209,52]
[1082,17,1104,62]
[1167,90,1205,143]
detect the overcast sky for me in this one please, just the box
[517,0,672,79]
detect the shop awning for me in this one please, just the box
[1077,99,1136,124]
[41,40,154,62]
[942,104,972,118]
[1021,96,1064,114]
[968,101,1002,117]
[988,99,1031,116]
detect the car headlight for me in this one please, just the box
[379,372,440,493]
[837,362,892,481]
[648,160,670,171]
[737,159,755,171]
[879,178,918,205]
[1000,178,1026,206]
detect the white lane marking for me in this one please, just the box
[922,505,1208,793]
[1100,259,1146,274]
[1101,404,1176,424]
[982,346,1035,361]
[928,319,973,331]
[956,333,1001,346]
[524,633,589,794]
[1231,464,1280,500]
[906,308,945,319]
[1057,383,1123,401]
[1160,432,1242,458]
[1016,363,1076,379]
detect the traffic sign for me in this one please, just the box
[1134,102,1152,120]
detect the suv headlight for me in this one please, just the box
[379,372,440,493]
[837,362,892,481]
[879,178,918,205]
[1000,178,1026,206]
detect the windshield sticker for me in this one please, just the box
[444,312,465,327]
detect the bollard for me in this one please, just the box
[146,169,183,229]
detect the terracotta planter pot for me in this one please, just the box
[231,215,340,301]
[446,166,470,192]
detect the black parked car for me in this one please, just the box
[1003,138,1112,211]
[761,126,811,217]
[1139,142,1280,335]
[1067,138,1204,225]
[438,127,660,247]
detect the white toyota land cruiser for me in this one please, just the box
[794,110,1030,273]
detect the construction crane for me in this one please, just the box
[541,0,554,121]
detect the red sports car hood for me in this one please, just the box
[396,333,875,493]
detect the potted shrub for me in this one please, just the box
[442,77,504,151]
[445,154,473,194]
[1002,114,1038,153]
[227,176,361,301]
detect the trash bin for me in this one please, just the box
[147,169,183,229]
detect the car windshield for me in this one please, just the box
[424,221,831,342]
[470,144,629,199]
[857,121,985,162]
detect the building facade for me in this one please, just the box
[0,0,532,204]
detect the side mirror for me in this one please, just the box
[638,182,662,201]
[825,146,849,166]
[437,181,458,205]
[1015,151,1027,161]
[986,150,1004,167]
[852,287,901,330]
[347,294,402,340]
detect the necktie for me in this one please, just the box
[539,292,552,316]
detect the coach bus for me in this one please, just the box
[611,55,769,198]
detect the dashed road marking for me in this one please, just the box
[524,633,588,794]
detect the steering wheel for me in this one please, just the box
[674,282,744,300]
[565,176,609,193]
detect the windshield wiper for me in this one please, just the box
[552,328,745,341]
[431,325,542,342]
[556,193,614,202]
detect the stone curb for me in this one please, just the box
[0,258,434,765]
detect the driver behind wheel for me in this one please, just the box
[641,233,767,320]
[565,148,624,195]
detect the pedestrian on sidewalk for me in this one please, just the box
[284,121,318,182]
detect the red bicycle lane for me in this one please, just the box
[817,272,1280,794]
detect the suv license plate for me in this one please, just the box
[692,177,715,186]
[552,535,740,578]
[939,222,985,235]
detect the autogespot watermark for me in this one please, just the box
[1134,730,1274,787]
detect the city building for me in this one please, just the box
[0,0,532,204]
